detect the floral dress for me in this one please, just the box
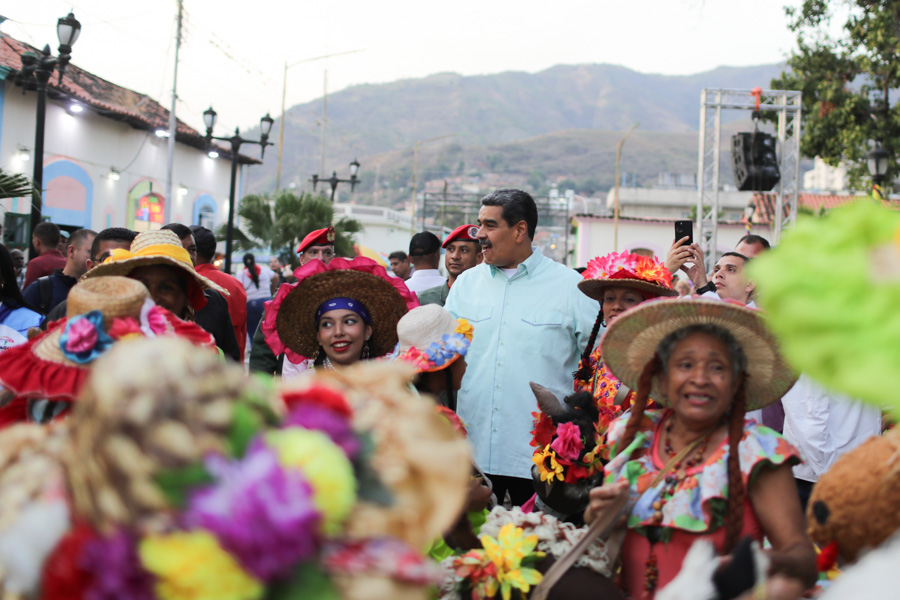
[603,409,801,599]
[574,345,638,412]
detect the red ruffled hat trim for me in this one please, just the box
[263,257,418,363]
[0,309,215,403]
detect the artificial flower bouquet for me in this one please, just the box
[529,408,613,485]
[0,336,471,600]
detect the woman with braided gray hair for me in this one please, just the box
[584,299,816,599]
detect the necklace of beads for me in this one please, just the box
[644,413,714,597]
[322,356,336,371]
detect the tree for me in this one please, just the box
[217,191,362,268]
[0,170,39,201]
[772,1,900,189]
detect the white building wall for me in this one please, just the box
[0,79,237,238]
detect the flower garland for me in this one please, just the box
[529,410,612,485]
[451,523,544,600]
[393,319,474,370]
[582,251,673,288]
[58,303,172,364]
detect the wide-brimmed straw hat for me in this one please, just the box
[391,304,473,373]
[0,277,215,407]
[578,251,677,301]
[264,257,419,361]
[600,298,797,411]
[83,229,226,310]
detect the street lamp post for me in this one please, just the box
[204,107,274,273]
[14,11,81,246]
[310,159,360,202]
[866,142,890,200]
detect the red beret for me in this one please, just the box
[297,226,336,254]
[442,224,480,248]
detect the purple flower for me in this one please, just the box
[82,530,155,600]
[283,404,361,459]
[183,443,320,579]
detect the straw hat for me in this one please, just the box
[392,304,473,372]
[268,257,418,359]
[83,229,226,310]
[578,251,677,301]
[0,277,215,406]
[600,298,797,411]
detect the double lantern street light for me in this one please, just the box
[203,107,274,273]
[310,159,361,202]
[15,11,82,244]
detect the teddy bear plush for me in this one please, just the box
[807,429,900,568]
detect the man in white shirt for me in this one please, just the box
[404,231,447,293]
[782,375,882,510]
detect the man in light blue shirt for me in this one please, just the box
[445,189,597,505]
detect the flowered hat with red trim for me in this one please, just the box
[578,251,677,301]
[390,304,473,373]
[0,276,215,426]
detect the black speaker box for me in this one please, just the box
[731,132,780,191]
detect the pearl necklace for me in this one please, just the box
[322,357,337,371]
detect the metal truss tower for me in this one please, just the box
[696,89,802,269]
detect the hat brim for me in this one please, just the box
[578,278,678,301]
[83,255,227,306]
[275,269,410,358]
[600,299,797,411]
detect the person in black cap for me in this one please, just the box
[418,224,482,307]
[404,231,446,293]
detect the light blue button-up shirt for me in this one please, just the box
[445,248,598,478]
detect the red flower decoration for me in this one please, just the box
[281,384,352,418]
[108,317,143,340]
[530,412,556,448]
[41,522,96,600]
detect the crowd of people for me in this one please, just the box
[0,187,890,599]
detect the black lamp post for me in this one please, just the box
[204,107,274,273]
[14,11,81,247]
[866,143,890,198]
[311,159,361,202]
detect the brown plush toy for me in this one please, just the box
[807,429,900,568]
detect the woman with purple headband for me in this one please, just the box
[262,256,418,371]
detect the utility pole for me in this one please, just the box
[320,69,327,176]
[613,122,639,252]
[275,49,363,191]
[164,0,183,222]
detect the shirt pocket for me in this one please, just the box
[519,309,568,356]
[457,304,493,324]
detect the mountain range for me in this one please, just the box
[242,62,788,204]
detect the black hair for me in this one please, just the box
[574,306,604,385]
[242,253,260,288]
[388,251,408,262]
[412,368,458,411]
[189,225,217,262]
[162,223,193,241]
[90,228,137,261]
[68,229,97,252]
[33,222,61,248]
[0,245,34,310]
[737,234,770,250]
[720,251,750,264]
[481,188,538,240]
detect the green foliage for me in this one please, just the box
[217,192,361,268]
[155,463,214,509]
[0,169,40,202]
[773,0,900,189]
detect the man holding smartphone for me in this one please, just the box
[666,237,756,306]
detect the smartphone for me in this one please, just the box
[674,220,693,246]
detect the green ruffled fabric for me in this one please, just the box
[751,199,900,414]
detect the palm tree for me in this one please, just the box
[0,170,39,201]
[217,191,362,268]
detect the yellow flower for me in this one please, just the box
[455,319,474,341]
[531,445,564,483]
[266,428,357,534]
[477,524,544,600]
[139,531,262,600]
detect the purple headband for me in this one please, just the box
[315,297,372,326]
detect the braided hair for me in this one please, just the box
[573,305,604,384]
[615,324,749,555]
[243,253,260,289]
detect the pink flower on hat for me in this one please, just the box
[550,422,584,461]
[64,317,99,354]
[145,306,168,335]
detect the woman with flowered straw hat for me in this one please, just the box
[392,304,474,410]
[262,256,418,371]
[0,276,215,427]
[583,299,816,599]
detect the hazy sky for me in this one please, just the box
[6,0,802,134]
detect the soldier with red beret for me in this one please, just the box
[418,224,482,307]
[296,226,336,264]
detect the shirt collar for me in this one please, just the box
[410,268,441,277]
[489,247,542,278]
